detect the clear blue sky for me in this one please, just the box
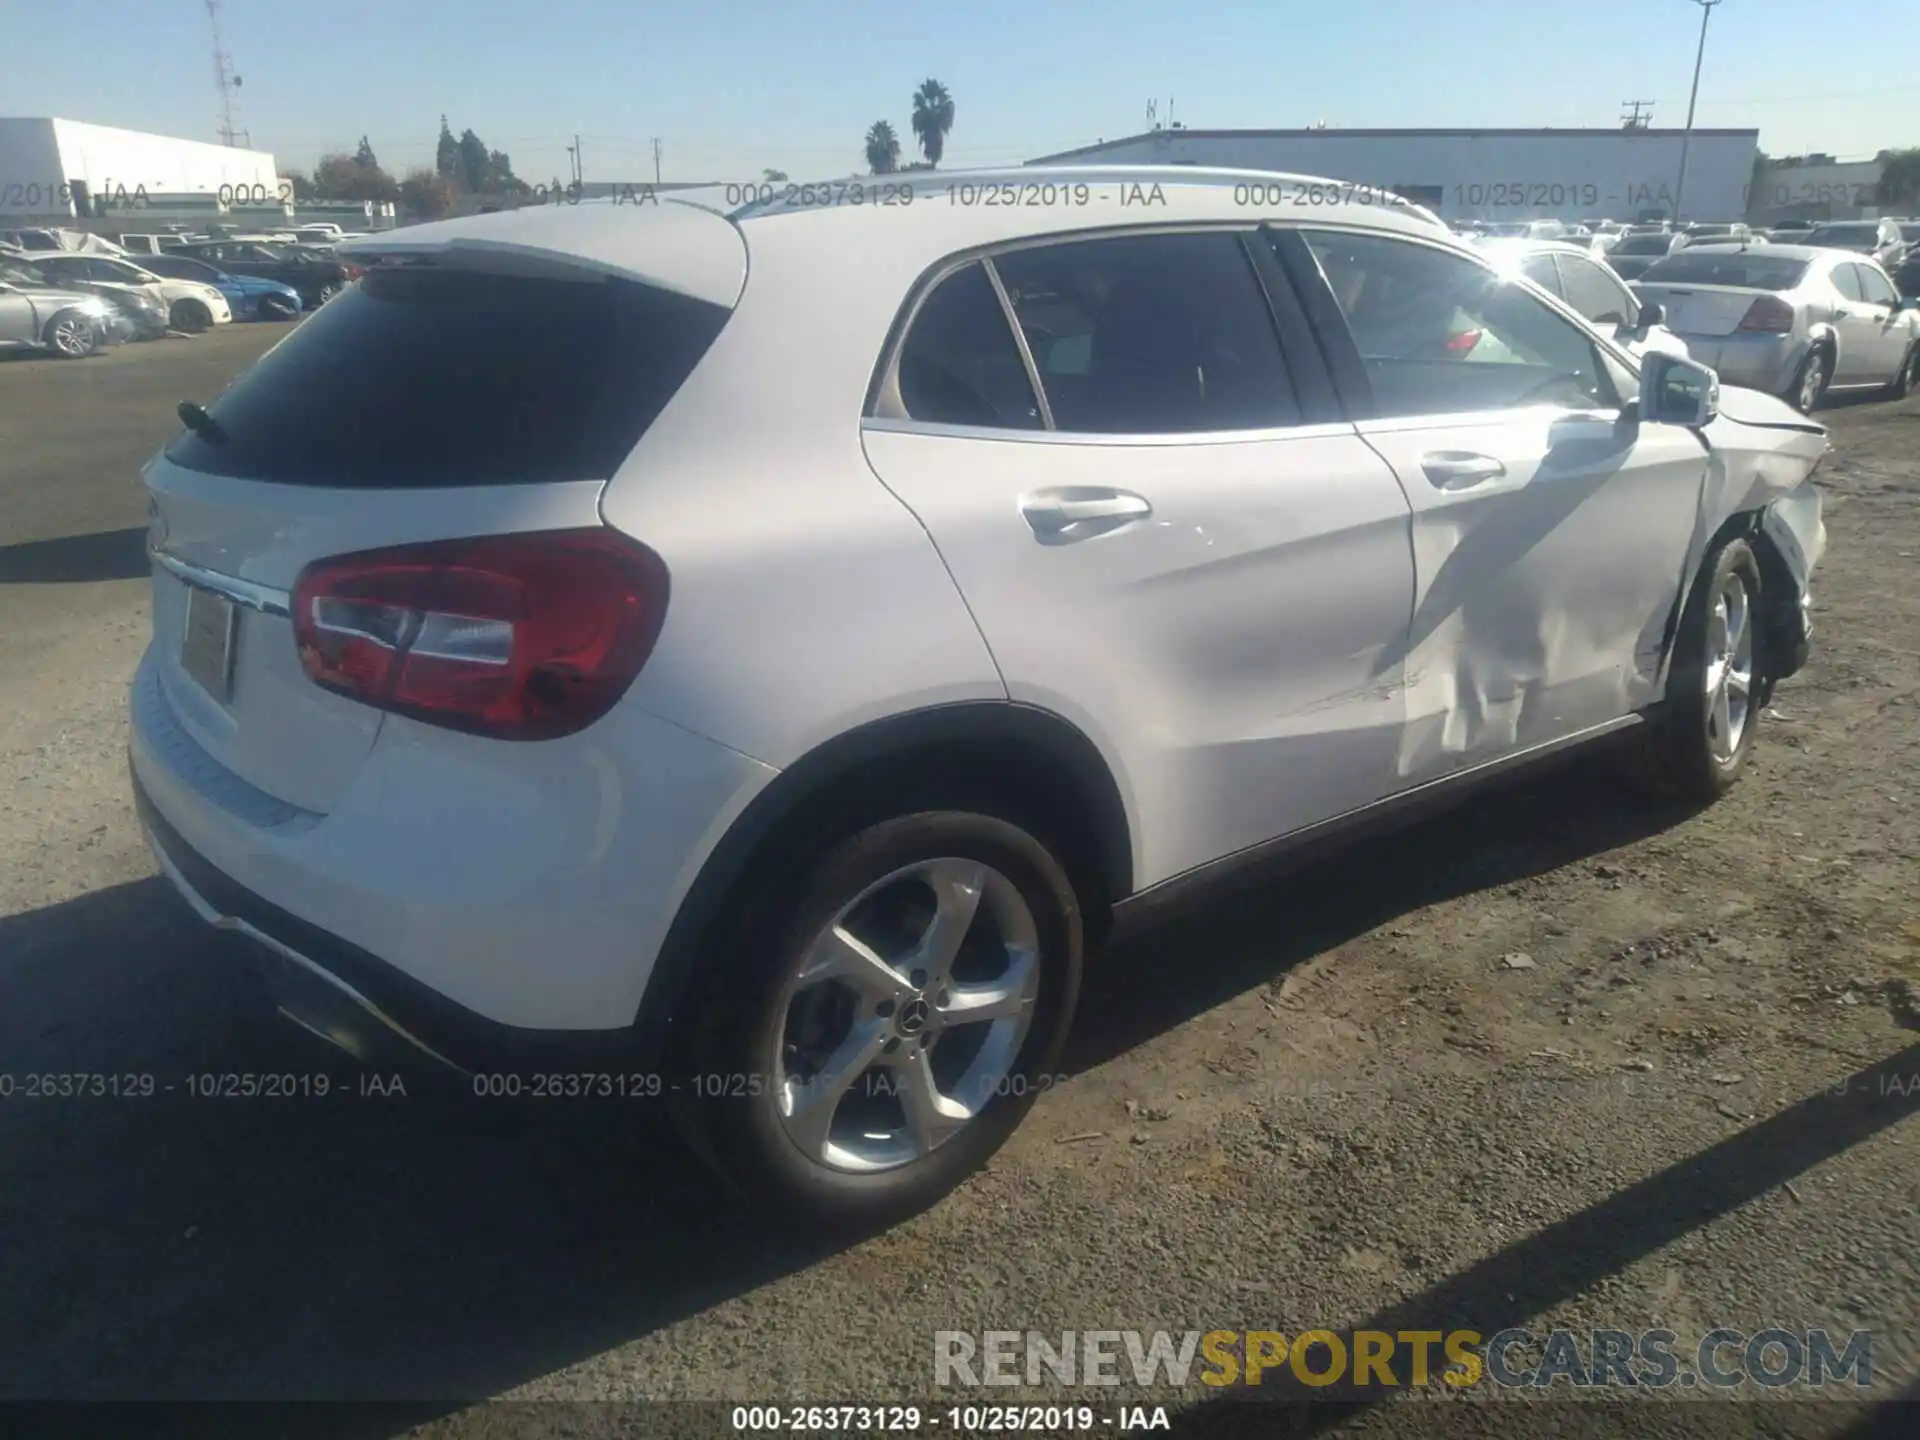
[3,0,1915,183]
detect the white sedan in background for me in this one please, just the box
[1473,237,1690,361]
[26,252,232,333]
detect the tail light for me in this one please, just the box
[291,529,669,740]
[341,263,366,280]
[1737,296,1794,333]
[1443,328,1483,356]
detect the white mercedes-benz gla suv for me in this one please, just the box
[133,169,1829,1228]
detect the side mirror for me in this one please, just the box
[1640,353,1719,428]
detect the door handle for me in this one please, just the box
[1020,488,1152,541]
[1419,452,1507,490]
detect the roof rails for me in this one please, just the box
[726,164,1447,228]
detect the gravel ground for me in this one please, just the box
[0,330,1914,1437]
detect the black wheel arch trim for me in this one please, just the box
[1658,512,1806,699]
[630,700,1134,1056]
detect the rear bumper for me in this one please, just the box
[128,642,777,1046]
[1673,331,1806,396]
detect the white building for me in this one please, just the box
[1748,156,1885,222]
[1027,127,1760,224]
[0,117,280,217]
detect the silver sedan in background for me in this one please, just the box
[1630,245,1920,412]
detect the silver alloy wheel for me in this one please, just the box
[50,315,92,356]
[773,857,1041,1173]
[1703,570,1754,764]
[1796,351,1827,412]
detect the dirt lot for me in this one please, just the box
[0,328,1914,1436]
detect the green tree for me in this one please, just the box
[910,80,954,168]
[280,167,314,201]
[354,135,379,170]
[864,121,900,175]
[1877,148,1920,213]
[313,151,399,202]
[400,166,457,220]
[487,148,529,194]
[762,168,788,182]
[456,129,490,193]
[435,116,459,179]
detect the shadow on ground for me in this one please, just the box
[0,527,147,585]
[1,754,1909,1434]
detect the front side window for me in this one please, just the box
[991,231,1299,434]
[892,262,1042,430]
[1556,254,1637,327]
[1300,230,1620,418]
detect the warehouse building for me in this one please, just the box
[0,116,279,219]
[1027,127,1760,224]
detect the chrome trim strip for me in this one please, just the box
[860,417,1363,447]
[149,547,292,618]
[142,823,466,1073]
[982,255,1055,431]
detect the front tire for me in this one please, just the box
[690,810,1084,1233]
[1632,535,1764,802]
[43,309,99,359]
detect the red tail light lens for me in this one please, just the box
[1443,328,1483,355]
[1737,296,1794,333]
[341,263,366,279]
[291,529,669,740]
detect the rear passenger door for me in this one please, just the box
[1849,264,1908,378]
[860,230,1417,889]
[1827,263,1879,384]
[1273,226,1708,782]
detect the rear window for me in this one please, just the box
[1612,235,1673,255]
[1637,254,1811,290]
[1806,225,1877,247]
[164,268,731,487]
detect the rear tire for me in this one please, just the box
[1631,535,1765,803]
[42,309,99,359]
[1886,341,1919,400]
[1787,345,1831,413]
[169,299,212,333]
[685,809,1083,1234]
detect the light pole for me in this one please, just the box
[1671,0,1721,224]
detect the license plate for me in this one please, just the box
[181,585,239,704]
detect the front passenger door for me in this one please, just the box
[1277,227,1709,783]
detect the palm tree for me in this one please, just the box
[910,80,954,168]
[864,121,901,175]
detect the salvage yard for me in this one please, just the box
[0,328,1915,1430]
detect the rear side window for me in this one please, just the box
[991,232,1299,433]
[164,269,731,487]
[1829,265,1864,302]
[1519,254,1562,296]
[894,262,1043,430]
[1856,265,1898,306]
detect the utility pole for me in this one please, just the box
[572,135,583,186]
[1672,0,1721,223]
[1620,99,1655,131]
[205,0,250,148]
[652,138,662,185]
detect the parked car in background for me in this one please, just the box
[28,252,233,333]
[19,253,170,339]
[1679,223,1754,247]
[1605,229,1684,280]
[1802,219,1907,274]
[175,240,361,307]
[1478,219,1567,240]
[138,253,304,321]
[0,257,118,357]
[133,170,1833,1228]
[1475,238,1689,360]
[1630,244,1920,411]
[1890,223,1920,298]
[1762,219,1816,241]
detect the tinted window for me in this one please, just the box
[1829,265,1864,301]
[892,262,1042,429]
[1856,265,1898,306]
[145,256,220,282]
[1556,254,1636,325]
[164,269,731,488]
[1519,254,1562,295]
[1611,235,1673,256]
[1637,254,1811,290]
[992,232,1298,433]
[1807,225,1878,249]
[1301,230,1620,418]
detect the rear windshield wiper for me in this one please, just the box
[177,400,227,444]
